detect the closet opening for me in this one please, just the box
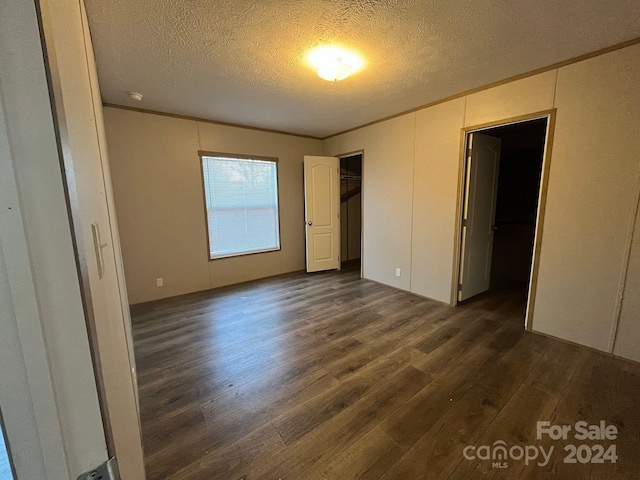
[339,153,363,273]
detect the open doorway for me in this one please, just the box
[339,153,363,271]
[455,115,552,324]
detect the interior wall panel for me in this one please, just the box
[411,98,466,303]
[532,44,640,351]
[464,70,557,127]
[105,110,209,304]
[323,115,416,290]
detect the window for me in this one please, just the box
[200,152,281,259]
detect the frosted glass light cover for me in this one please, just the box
[317,59,353,81]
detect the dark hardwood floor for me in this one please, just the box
[131,268,640,480]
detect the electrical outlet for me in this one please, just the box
[395,268,401,277]
[156,277,164,287]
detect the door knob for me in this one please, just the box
[307,221,313,226]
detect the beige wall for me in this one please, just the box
[324,44,640,361]
[533,46,640,353]
[104,108,322,304]
[323,72,557,303]
[322,115,416,289]
[411,98,466,302]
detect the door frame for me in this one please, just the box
[304,156,342,272]
[337,150,365,279]
[451,109,557,331]
[36,0,145,476]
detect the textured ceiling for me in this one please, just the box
[85,0,640,138]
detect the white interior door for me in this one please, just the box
[458,132,502,301]
[304,156,341,272]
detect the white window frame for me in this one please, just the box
[199,151,282,260]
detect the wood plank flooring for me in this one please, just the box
[131,268,640,480]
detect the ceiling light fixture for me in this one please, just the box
[307,46,363,82]
[318,58,353,82]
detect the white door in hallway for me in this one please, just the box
[304,156,341,272]
[458,132,502,301]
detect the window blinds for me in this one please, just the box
[201,156,280,259]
